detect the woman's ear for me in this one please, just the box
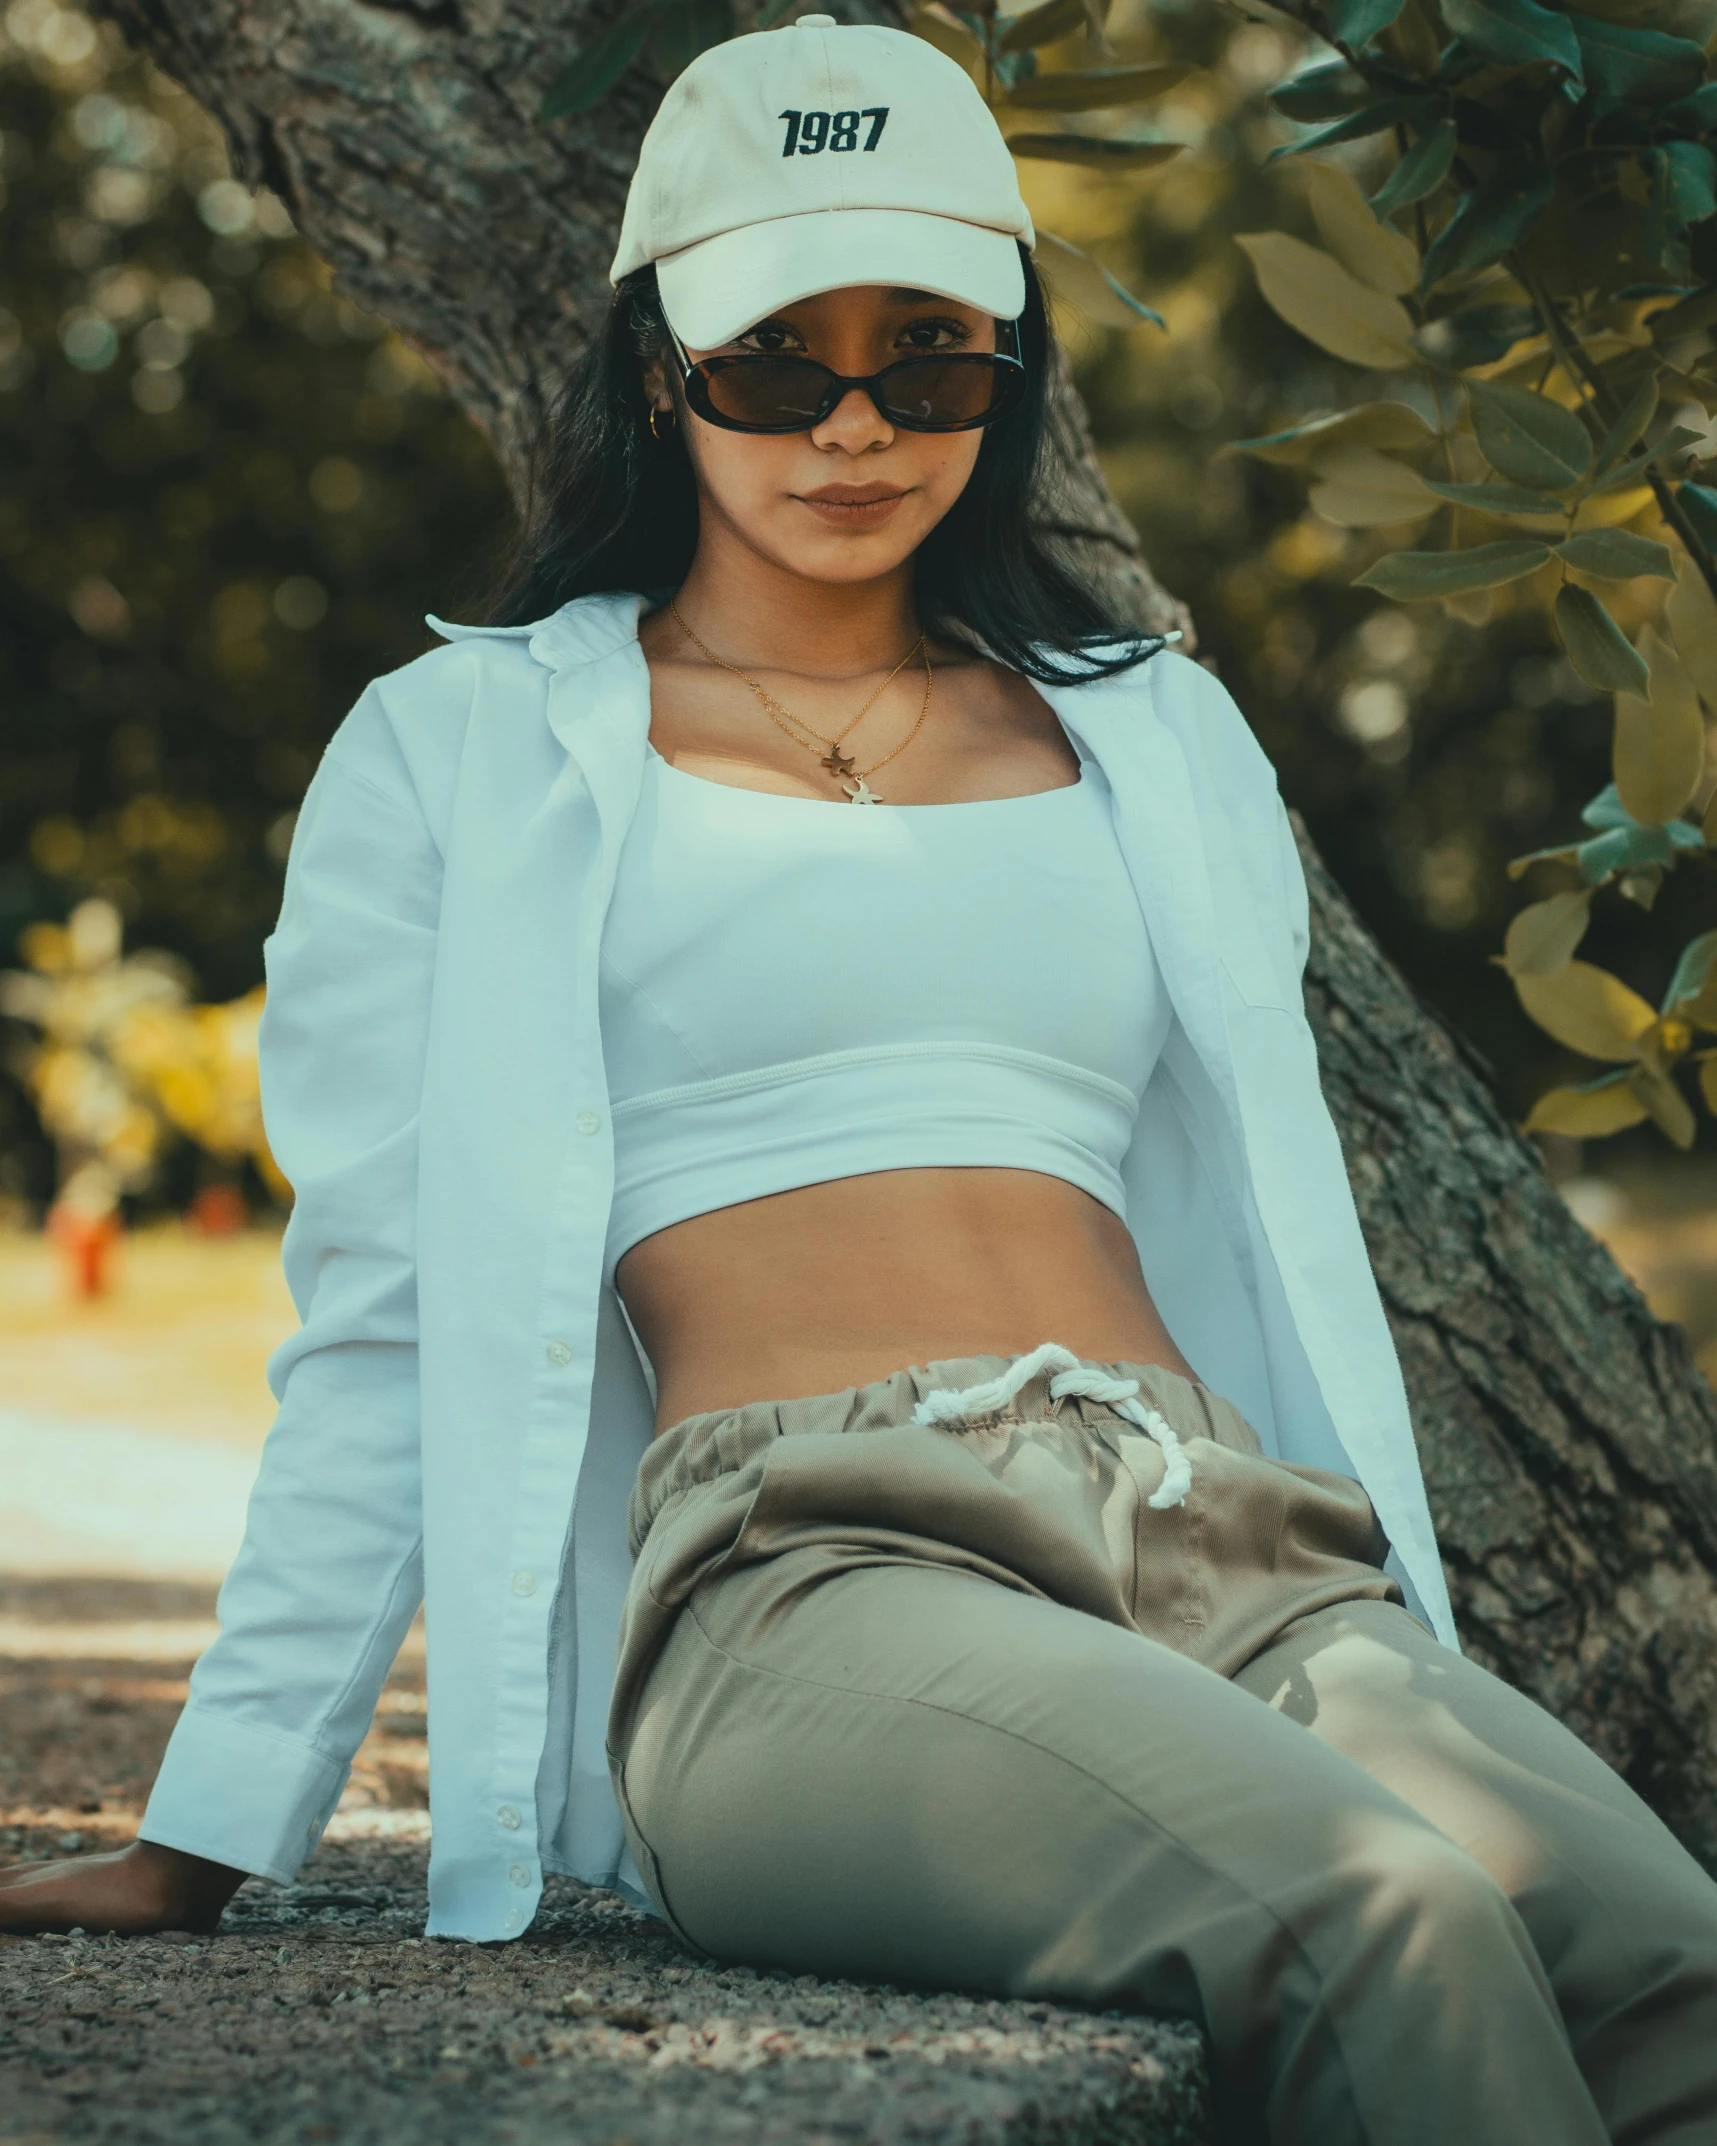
[641,352,672,419]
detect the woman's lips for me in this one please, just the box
[795,484,909,528]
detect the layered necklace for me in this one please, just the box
[670,598,934,805]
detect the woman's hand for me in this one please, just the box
[0,1840,246,1935]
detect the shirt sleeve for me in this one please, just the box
[139,689,441,1882]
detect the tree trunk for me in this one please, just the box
[1300,820,1717,1868]
[100,0,1717,1868]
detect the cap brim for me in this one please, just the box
[655,207,1026,349]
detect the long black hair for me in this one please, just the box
[483,247,1162,684]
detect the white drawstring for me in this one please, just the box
[910,1340,1193,1510]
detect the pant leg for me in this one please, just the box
[615,1547,1611,2146]
[1232,1598,1717,2146]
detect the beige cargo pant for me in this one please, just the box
[606,1347,1717,2145]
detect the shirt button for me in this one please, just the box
[509,1863,532,1888]
[546,1340,572,1366]
[511,1570,537,1597]
[498,1804,521,1831]
[574,1110,601,1136]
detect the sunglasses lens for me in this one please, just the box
[878,358,1016,430]
[701,359,832,430]
[693,355,1021,433]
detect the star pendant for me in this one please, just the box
[820,743,856,779]
[842,776,884,805]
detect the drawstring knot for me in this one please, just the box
[910,1340,1193,1510]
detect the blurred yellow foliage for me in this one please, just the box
[0,898,285,1208]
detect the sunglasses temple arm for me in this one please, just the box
[665,320,698,385]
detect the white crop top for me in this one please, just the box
[597,744,1172,1285]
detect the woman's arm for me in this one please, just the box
[0,684,445,1932]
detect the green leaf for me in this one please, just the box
[1647,287,1717,342]
[539,1,668,117]
[1002,63,1191,108]
[1302,159,1419,296]
[1443,0,1583,79]
[1667,557,1717,705]
[1616,624,1706,825]
[1661,929,1717,1013]
[1270,63,1370,121]
[1628,1061,1697,1147]
[1671,81,1717,130]
[1007,132,1184,168]
[1355,541,1553,598]
[1267,97,1439,163]
[1501,887,1593,975]
[1412,302,1539,368]
[1589,374,1660,488]
[1326,0,1409,45]
[1225,402,1435,463]
[1522,1073,1649,1138]
[1308,446,1437,525]
[1421,171,1555,285]
[912,6,986,79]
[1035,230,1166,327]
[1234,232,1417,368]
[646,0,734,79]
[1587,424,1702,495]
[1567,12,1706,101]
[1370,118,1457,223]
[755,0,797,23]
[1580,783,1631,832]
[1577,823,1676,880]
[1555,529,1677,579]
[1556,582,1651,693]
[1514,960,1657,1059]
[998,0,1087,51]
[1423,479,1567,514]
[1468,380,1594,490]
[1678,480,1717,550]
[1664,142,1717,228]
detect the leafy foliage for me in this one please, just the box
[0,9,509,1211]
[1226,0,1717,1149]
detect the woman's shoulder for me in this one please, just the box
[324,593,639,813]
[1059,645,1278,799]
[1121,648,1279,800]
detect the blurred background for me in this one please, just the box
[2,0,1715,1851]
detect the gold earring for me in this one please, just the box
[648,405,675,441]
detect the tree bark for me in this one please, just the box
[102,0,1717,1867]
[1300,818,1717,1868]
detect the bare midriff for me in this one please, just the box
[616,1165,1198,1434]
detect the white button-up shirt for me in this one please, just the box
[138,592,1455,1942]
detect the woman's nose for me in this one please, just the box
[811,384,894,452]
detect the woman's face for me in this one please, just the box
[646,284,996,587]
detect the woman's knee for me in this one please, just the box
[1330,1828,1541,1997]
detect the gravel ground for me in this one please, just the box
[1,1579,1214,2146]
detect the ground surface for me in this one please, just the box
[0,1834,1212,2146]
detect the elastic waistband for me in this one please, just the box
[629,1341,1232,1556]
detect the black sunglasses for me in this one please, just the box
[667,321,1027,436]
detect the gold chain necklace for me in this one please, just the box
[670,599,934,805]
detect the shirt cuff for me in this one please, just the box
[138,1703,351,1884]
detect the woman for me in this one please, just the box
[5,18,1716,2141]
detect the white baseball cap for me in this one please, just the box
[610,15,1035,349]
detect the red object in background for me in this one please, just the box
[47,1201,121,1298]
[188,1183,248,1236]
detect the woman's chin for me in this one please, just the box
[760,517,931,586]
